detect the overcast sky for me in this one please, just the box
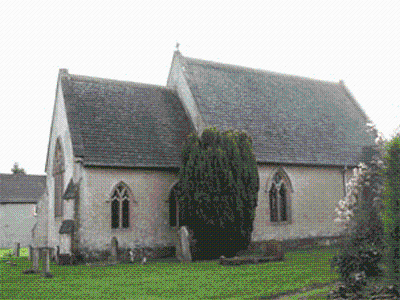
[1,0,399,175]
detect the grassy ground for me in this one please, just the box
[0,247,29,258]
[0,247,339,299]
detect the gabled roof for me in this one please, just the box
[0,174,46,204]
[178,53,375,167]
[60,72,194,168]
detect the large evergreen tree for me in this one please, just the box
[175,128,259,259]
[383,136,400,286]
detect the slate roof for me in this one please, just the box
[180,54,375,166]
[0,174,46,204]
[61,73,194,168]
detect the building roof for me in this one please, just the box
[0,174,46,204]
[179,53,375,166]
[60,72,194,168]
[59,220,74,234]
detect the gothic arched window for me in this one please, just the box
[53,138,64,217]
[111,182,130,229]
[268,169,292,223]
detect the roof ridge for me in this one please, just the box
[0,173,46,177]
[182,55,340,85]
[69,74,173,91]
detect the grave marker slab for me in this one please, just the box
[177,226,192,262]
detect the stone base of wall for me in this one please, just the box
[282,235,343,250]
[70,245,176,264]
[249,235,343,253]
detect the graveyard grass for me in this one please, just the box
[0,247,338,299]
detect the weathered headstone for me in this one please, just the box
[33,248,39,272]
[42,248,53,278]
[54,246,60,265]
[261,240,284,260]
[28,245,33,261]
[110,237,118,262]
[14,242,20,257]
[128,249,134,263]
[24,247,40,274]
[177,226,192,262]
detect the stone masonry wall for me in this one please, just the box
[252,165,348,241]
[78,167,179,252]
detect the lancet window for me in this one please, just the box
[53,139,64,217]
[269,170,292,223]
[111,182,130,229]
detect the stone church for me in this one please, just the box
[34,50,374,259]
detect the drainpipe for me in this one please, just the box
[342,165,348,198]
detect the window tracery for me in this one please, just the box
[269,170,292,223]
[111,183,130,229]
[53,139,64,217]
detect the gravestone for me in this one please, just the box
[177,226,192,262]
[28,245,33,261]
[261,240,284,260]
[32,248,39,272]
[14,242,20,257]
[110,237,118,262]
[42,248,53,278]
[23,247,40,274]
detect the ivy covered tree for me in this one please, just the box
[383,136,400,286]
[175,128,259,259]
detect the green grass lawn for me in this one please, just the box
[0,247,29,258]
[0,247,339,299]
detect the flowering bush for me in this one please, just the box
[335,123,386,224]
[332,123,385,284]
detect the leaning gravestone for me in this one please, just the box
[32,248,39,272]
[110,237,118,262]
[261,239,284,260]
[42,248,53,278]
[177,226,192,262]
[28,245,33,261]
[14,242,20,257]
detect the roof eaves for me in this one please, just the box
[82,162,181,170]
[69,74,172,91]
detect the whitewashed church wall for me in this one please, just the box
[0,203,37,248]
[252,165,346,241]
[45,78,76,248]
[78,167,178,251]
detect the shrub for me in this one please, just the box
[332,124,385,285]
[382,136,400,286]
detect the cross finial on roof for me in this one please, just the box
[176,42,180,51]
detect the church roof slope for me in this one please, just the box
[61,73,193,168]
[180,55,375,167]
[0,174,46,204]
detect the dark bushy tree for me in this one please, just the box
[383,136,400,286]
[175,128,259,259]
[11,162,25,174]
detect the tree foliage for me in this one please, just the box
[332,124,385,284]
[11,162,26,174]
[175,128,259,259]
[382,136,400,286]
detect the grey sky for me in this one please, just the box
[1,0,399,174]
